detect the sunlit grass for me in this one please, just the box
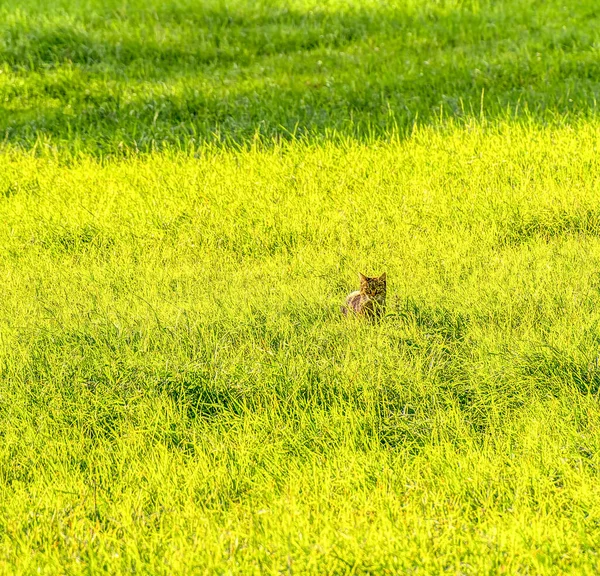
[2,123,600,573]
[3,0,600,572]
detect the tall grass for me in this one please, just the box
[3,0,600,572]
[3,124,600,572]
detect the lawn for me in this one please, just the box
[2,0,600,574]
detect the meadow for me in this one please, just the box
[2,0,600,574]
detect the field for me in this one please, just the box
[2,0,600,574]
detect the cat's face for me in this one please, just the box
[360,272,387,297]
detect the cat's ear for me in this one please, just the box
[359,272,368,281]
[379,272,386,281]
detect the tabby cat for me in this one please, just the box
[342,272,387,318]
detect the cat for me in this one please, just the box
[342,272,387,318]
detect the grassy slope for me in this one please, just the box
[3,0,600,573]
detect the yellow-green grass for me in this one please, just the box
[4,0,600,571]
[2,123,600,573]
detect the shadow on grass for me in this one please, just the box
[498,207,600,248]
[516,344,600,396]
[1,0,600,153]
[159,369,248,420]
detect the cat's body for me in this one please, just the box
[342,273,386,318]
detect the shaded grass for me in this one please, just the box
[2,0,600,154]
[3,125,600,572]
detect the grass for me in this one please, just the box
[3,0,600,574]
[4,126,600,573]
[2,0,600,154]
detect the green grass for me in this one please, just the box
[3,0,600,573]
[2,0,600,154]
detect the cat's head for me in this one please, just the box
[359,272,387,296]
